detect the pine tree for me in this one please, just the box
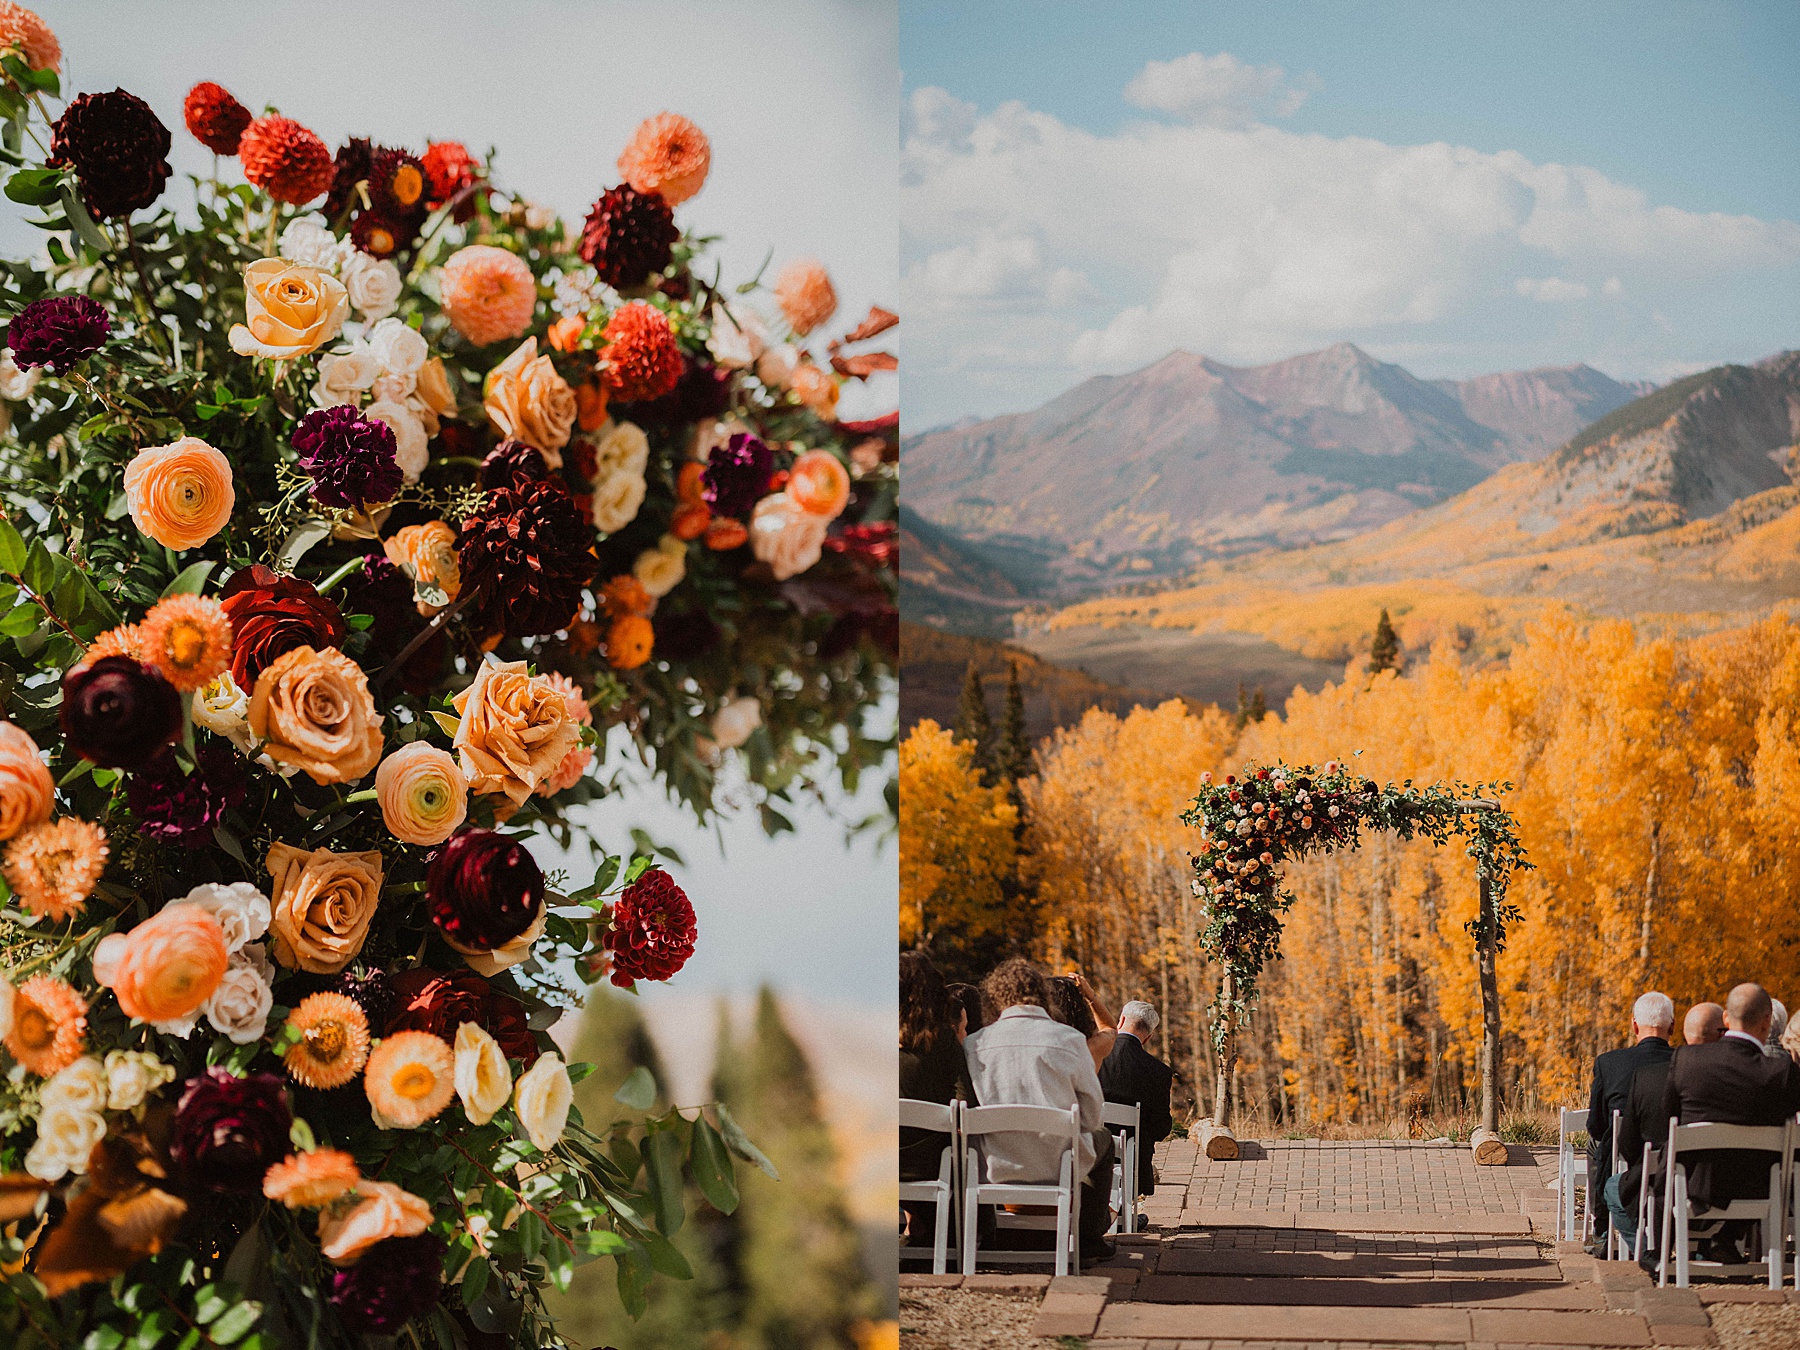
[1249,686,1268,724]
[997,661,1030,787]
[1370,607,1400,674]
[1234,680,1250,732]
[953,660,994,779]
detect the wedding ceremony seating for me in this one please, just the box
[959,1103,1083,1276]
[1656,1119,1789,1288]
[1556,1106,1590,1243]
[1102,1100,1141,1236]
[898,1098,960,1274]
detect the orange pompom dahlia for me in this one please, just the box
[264,1147,360,1209]
[281,992,371,1090]
[439,245,536,348]
[598,301,683,403]
[604,613,655,671]
[364,1030,455,1129]
[138,593,232,693]
[4,974,85,1076]
[3,817,107,922]
[616,111,710,206]
[239,115,334,205]
[0,3,59,73]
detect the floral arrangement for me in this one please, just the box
[0,7,891,1344]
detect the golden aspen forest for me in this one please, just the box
[898,612,1800,1131]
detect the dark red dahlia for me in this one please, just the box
[182,82,251,156]
[427,828,543,952]
[329,1233,446,1334]
[8,295,110,373]
[239,115,334,205]
[350,209,411,258]
[292,405,402,509]
[49,89,172,220]
[60,656,181,770]
[218,564,347,687]
[480,438,548,490]
[325,137,373,220]
[367,147,428,217]
[385,968,538,1065]
[171,1068,291,1194]
[578,184,678,289]
[618,354,730,430]
[458,479,598,640]
[701,432,774,520]
[598,301,684,403]
[605,868,697,987]
[126,743,247,848]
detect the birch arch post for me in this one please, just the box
[1180,759,1531,1165]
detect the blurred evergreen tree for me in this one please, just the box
[952,660,994,780]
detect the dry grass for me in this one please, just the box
[897,1288,1043,1350]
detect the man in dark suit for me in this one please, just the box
[1585,991,1676,1252]
[1661,983,1800,1261]
[1613,1001,1724,1258]
[1098,1000,1174,1203]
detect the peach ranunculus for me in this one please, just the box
[229,258,349,360]
[0,720,51,842]
[92,902,230,1033]
[317,1179,432,1266]
[483,338,576,465]
[439,245,536,348]
[451,658,582,810]
[265,842,383,974]
[248,646,383,785]
[383,521,461,614]
[774,258,837,336]
[750,492,829,581]
[788,362,839,418]
[374,742,468,846]
[123,437,236,551]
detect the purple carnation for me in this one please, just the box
[329,1233,446,1334]
[702,432,774,519]
[171,1068,291,1194]
[8,296,111,373]
[126,744,247,848]
[293,405,403,509]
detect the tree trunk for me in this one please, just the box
[1638,820,1660,981]
[1214,968,1236,1130]
[1477,874,1501,1136]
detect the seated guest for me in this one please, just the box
[946,982,985,1041]
[1047,974,1115,1072]
[899,952,976,1185]
[1766,998,1789,1057]
[964,958,1113,1259]
[1613,1001,1723,1258]
[1585,991,1675,1252]
[1660,984,1800,1262]
[1099,999,1175,1201]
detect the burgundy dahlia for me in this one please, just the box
[427,828,543,952]
[126,744,247,848]
[325,137,374,221]
[60,655,181,770]
[292,405,402,509]
[701,432,774,519]
[329,1233,446,1334]
[171,1068,292,1194]
[49,89,172,220]
[458,479,598,640]
[218,564,348,687]
[480,438,548,490]
[7,295,110,373]
[182,82,252,156]
[578,183,678,289]
[385,968,538,1066]
[605,868,697,987]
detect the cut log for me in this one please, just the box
[1196,1118,1239,1161]
[1470,1128,1508,1166]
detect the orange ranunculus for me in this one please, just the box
[787,450,851,519]
[317,1179,432,1265]
[91,902,229,1028]
[616,112,710,206]
[123,437,235,552]
[265,842,383,974]
[604,614,654,671]
[671,502,711,541]
[228,258,347,359]
[483,337,576,462]
[0,720,51,842]
[575,381,609,432]
[374,742,468,846]
[439,245,535,348]
[248,646,384,785]
[546,314,585,353]
[383,521,461,615]
[774,258,837,336]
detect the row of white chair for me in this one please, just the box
[898,1097,1142,1276]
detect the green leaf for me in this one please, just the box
[622,855,652,886]
[346,613,374,630]
[645,1128,685,1235]
[3,166,61,206]
[161,560,215,598]
[20,538,55,598]
[461,1255,490,1305]
[288,1117,316,1152]
[209,1302,261,1345]
[689,1115,740,1215]
[429,709,461,739]
[58,184,110,258]
[0,517,25,576]
[643,1228,693,1280]
[0,601,41,637]
[613,1065,656,1112]
[715,1102,779,1180]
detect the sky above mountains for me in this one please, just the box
[901,0,1800,429]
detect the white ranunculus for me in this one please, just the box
[633,534,687,598]
[592,420,650,480]
[710,696,763,750]
[0,350,42,401]
[279,219,347,272]
[27,1103,105,1180]
[204,943,274,1044]
[367,317,429,377]
[364,399,430,482]
[591,469,646,535]
[454,1022,513,1127]
[104,1049,175,1111]
[707,304,765,370]
[342,252,402,322]
[183,881,270,954]
[313,346,381,408]
[40,1056,108,1115]
[193,671,255,753]
[512,1052,573,1152]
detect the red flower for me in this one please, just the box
[824,522,898,569]
[598,301,683,403]
[384,968,537,1066]
[427,828,543,953]
[218,564,347,687]
[182,82,251,156]
[239,115,334,205]
[605,868,696,987]
[421,140,480,211]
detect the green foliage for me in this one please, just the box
[951,660,992,778]
[1369,607,1400,674]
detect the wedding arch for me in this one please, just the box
[1181,759,1531,1164]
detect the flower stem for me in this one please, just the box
[315,554,367,596]
[344,788,377,804]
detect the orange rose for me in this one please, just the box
[383,521,461,615]
[774,258,837,336]
[92,902,230,1028]
[228,258,348,360]
[0,720,51,842]
[483,338,576,463]
[451,658,581,808]
[317,1179,432,1266]
[248,646,383,785]
[265,842,384,974]
[123,437,235,551]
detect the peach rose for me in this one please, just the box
[451,658,581,809]
[439,245,536,348]
[483,337,576,464]
[317,1179,432,1266]
[92,902,230,1031]
[750,492,829,581]
[383,521,461,614]
[229,258,348,360]
[265,842,384,974]
[374,742,468,846]
[123,437,236,551]
[415,357,459,419]
[0,721,51,842]
[774,258,837,336]
[248,646,383,785]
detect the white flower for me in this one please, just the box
[524,202,556,231]
[756,342,798,389]
[204,943,274,1045]
[371,371,416,405]
[103,1050,175,1111]
[313,345,381,408]
[710,696,762,750]
[553,267,602,317]
[707,304,765,370]
[341,252,402,322]
[512,1052,572,1152]
[193,671,255,753]
[749,492,828,580]
[0,350,42,402]
[592,420,650,480]
[633,534,687,598]
[26,1102,106,1181]
[366,318,429,378]
[279,218,347,272]
[365,399,429,482]
[183,881,270,954]
[454,1022,513,1127]
[40,1056,108,1115]
[591,469,646,535]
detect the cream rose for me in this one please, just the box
[364,399,429,483]
[193,670,255,753]
[633,534,687,599]
[278,219,347,271]
[710,696,762,751]
[0,350,41,401]
[39,1056,108,1116]
[203,943,274,1044]
[451,658,582,808]
[706,303,763,369]
[25,1102,105,1181]
[181,881,271,954]
[103,1050,174,1111]
[318,1180,432,1266]
[342,253,402,322]
[229,258,349,360]
[248,645,384,785]
[265,841,384,974]
[367,317,428,377]
[513,1052,573,1152]
[591,470,647,535]
[370,371,416,405]
[415,357,458,419]
[447,905,546,978]
[453,1022,513,1126]
[374,742,468,846]
[313,346,380,408]
[484,337,576,464]
[592,420,650,480]
[750,492,828,580]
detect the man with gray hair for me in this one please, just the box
[1099,998,1174,1205]
[1585,991,1675,1253]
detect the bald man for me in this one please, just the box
[1614,1002,1724,1257]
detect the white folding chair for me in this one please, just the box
[1101,1101,1140,1236]
[1633,1140,1661,1263]
[899,1098,959,1274]
[1657,1119,1789,1288]
[1557,1107,1589,1242]
[960,1103,1081,1277]
[1607,1109,1628,1260]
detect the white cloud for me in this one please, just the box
[906,233,1095,315]
[1516,276,1591,303]
[1123,52,1313,127]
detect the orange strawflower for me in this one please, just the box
[263,1147,360,1209]
[575,381,609,432]
[364,1030,455,1129]
[616,112,710,206]
[5,974,85,1076]
[599,574,653,619]
[3,817,107,922]
[86,623,147,663]
[138,594,232,693]
[774,259,837,336]
[546,314,586,353]
[0,3,60,73]
[281,992,371,1090]
[565,617,602,659]
[604,614,654,671]
[439,245,536,348]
